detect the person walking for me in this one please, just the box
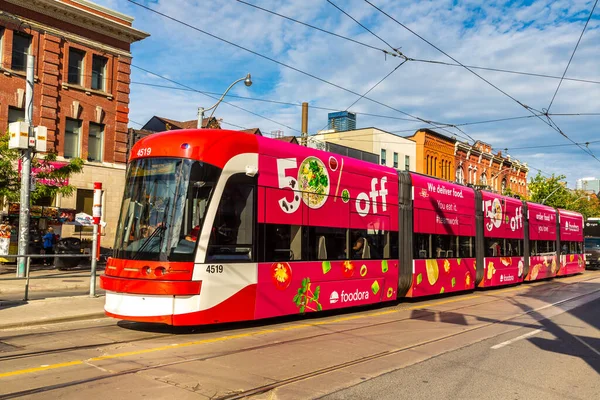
[42,227,56,266]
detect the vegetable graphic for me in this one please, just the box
[457,258,462,265]
[329,156,338,171]
[569,254,574,263]
[298,157,330,209]
[443,259,450,273]
[360,265,368,277]
[425,259,439,285]
[271,262,292,290]
[341,189,350,203]
[551,257,558,274]
[416,273,423,285]
[530,264,541,280]
[381,260,389,273]
[465,272,471,287]
[518,260,524,277]
[440,287,445,294]
[371,281,380,295]
[293,278,322,313]
[342,260,355,277]
[500,257,512,266]
[487,261,496,280]
[322,261,331,274]
[386,287,394,298]
[451,277,456,288]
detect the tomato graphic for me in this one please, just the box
[271,262,292,290]
[342,260,355,278]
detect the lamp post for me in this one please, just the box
[541,184,565,205]
[197,73,252,128]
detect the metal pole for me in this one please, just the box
[301,102,308,146]
[17,54,35,278]
[23,256,31,301]
[90,223,98,297]
[197,107,205,129]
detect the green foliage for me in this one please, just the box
[0,131,84,207]
[528,172,600,219]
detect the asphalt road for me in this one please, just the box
[322,298,600,400]
[0,272,599,400]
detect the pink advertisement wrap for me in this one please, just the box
[411,174,476,236]
[557,254,585,276]
[558,210,584,242]
[528,203,557,241]
[526,255,558,281]
[257,143,398,231]
[255,259,399,319]
[479,257,525,288]
[406,258,476,297]
[482,192,524,239]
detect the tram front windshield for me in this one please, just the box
[113,157,220,261]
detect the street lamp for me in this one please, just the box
[541,184,566,205]
[197,73,252,129]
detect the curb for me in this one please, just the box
[0,312,107,330]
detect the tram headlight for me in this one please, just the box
[154,266,167,277]
[142,266,151,276]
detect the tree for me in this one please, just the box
[528,172,571,208]
[528,172,600,218]
[0,132,84,208]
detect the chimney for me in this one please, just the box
[301,102,308,146]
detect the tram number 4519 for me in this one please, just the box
[206,265,224,274]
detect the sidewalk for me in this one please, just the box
[0,264,107,329]
[0,295,106,330]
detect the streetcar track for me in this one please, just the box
[1,285,598,400]
[0,275,595,363]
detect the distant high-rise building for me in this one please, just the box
[576,177,600,193]
[328,111,356,132]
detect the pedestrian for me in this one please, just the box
[42,227,56,266]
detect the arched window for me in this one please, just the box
[501,178,507,192]
[481,173,487,186]
[456,167,464,184]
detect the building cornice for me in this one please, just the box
[5,0,149,44]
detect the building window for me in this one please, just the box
[481,173,487,186]
[68,48,85,86]
[0,28,4,65]
[380,149,386,165]
[8,107,25,123]
[12,32,32,71]
[88,123,104,162]
[405,155,410,171]
[75,189,94,232]
[393,152,398,168]
[91,55,107,91]
[64,118,81,158]
[456,166,464,184]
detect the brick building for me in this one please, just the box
[406,128,456,181]
[455,140,528,197]
[0,0,148,244]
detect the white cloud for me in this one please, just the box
[95,0,600,187]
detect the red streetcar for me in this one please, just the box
[100,129,585,326]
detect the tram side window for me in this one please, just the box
[414,234,473,259]
[308,226,347,261]
[560,241,583,254]
[389,231,399,259]
[506,239,523,256]
[485,237,504,257]
[530,240,556,256]
[261,224,302,262]
[207,174,255,262]
[350,230,388,260]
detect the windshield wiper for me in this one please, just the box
[133,224,166,260]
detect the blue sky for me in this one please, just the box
[96,0,599,187]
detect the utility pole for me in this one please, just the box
[301,102,308,146]
[17,54,34,278]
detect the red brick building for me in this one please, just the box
[455,140,528,198]
[0,0,148,243]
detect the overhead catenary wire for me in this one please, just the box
[363,0,600,164]
[131,64,301,134]
[126,0,454,133]
[546,0,598,113]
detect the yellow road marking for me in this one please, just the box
[0,361,83,378]
[1,274,597,379]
